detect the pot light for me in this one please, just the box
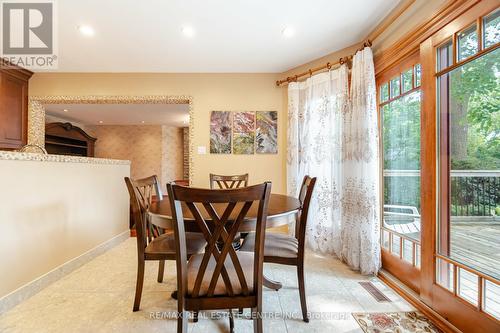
[78,25,95,37]
[181,26,195,38]
[63,109,68,112]
[141,121,145,124]
[98,120,103,124]
[282,26,295,38]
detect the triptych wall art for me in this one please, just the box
[210,111,278,154]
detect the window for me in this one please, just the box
[379,57,422,272]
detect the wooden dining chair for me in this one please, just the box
[240,175,316,322]
[209,173,249,189]
[166,182,272,333]
[125,176,206,312]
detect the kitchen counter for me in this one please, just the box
[0,151,130,165]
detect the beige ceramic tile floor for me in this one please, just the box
[0,237,413,333]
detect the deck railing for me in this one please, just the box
[383,170,500,217]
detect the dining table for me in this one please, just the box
[148,193,301,291]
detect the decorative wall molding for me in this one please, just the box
[27,95,194,183]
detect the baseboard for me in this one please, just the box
[378,269,462,333]
[0,230,129,315]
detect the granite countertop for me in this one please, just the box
[0,151,130,165]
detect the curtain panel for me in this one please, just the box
[287,47,381,275]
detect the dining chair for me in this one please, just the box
[209,173,249,189]
[166,181,272,333]
[125,176,206,312]
[240,175,316,322]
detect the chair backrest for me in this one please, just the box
[209,173,249,189]
[167,182,271,301]
[125,176,163,253]
[295,176,317,250]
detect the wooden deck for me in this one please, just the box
[450,224,500,281]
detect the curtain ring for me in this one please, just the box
[308,69,313,77]
[326,62,332,70]
[294,75,298,82]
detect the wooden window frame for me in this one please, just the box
[377,51,422,293]
[419,1,500,332]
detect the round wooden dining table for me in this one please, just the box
[148,193,301,291]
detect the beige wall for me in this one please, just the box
[29,73,286,193]
[0,159,130,298]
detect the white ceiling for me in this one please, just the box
[53,0,400,73]
[44,103,190,126]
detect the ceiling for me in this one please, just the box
[53,0,400,73]
[44,103,190,126]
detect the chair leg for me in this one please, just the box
[297,262,309,322]
[252,306,263,333]
[177,310,188,333]
[229,309,234,333]
[193,310,199,322]
[133,259,145,312]
[157,260,165,283]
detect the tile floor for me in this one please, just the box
[0,237,414,333]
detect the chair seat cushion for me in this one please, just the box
[187,252,254,296]
[145,232,206,255]
[240,232,298,258]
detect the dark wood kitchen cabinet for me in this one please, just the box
[0,63,33,150]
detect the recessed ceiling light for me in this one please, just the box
[78,25,95,37]
[141,121,145,124]
[63,109,68,112]
[282,26,295,38]
[98,120,103,124]
[181,26,195,38]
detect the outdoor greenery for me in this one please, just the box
[382,14,499,217]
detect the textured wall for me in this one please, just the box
[85,125,183,189]
[86,125,162,181]
[161,126,184,189]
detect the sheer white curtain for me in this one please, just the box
[287,66,349,255]
[340,48,381,275]
[287,47,381,275]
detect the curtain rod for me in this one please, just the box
[276,40,372,86]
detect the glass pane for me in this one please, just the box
[483,10,500,49]
[414,64,422,87]
[438,48,500,280]
[457,268,478,305]
[436,258,454,292]
[392,234,401,257]
[390,77,400,98]
[382,230,390,249]
[402,239,413,263]
[484,279,500,320]
[437,40,453,71]
[415,244,421,268]
[380,83,389,103]
[402,69,413,93]
[383,91,421,243]
[457,25,478,61]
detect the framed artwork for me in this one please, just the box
[210,111,232,154]
[210,110,277,154]
[256,111,278,154]
[233,112,255,154]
